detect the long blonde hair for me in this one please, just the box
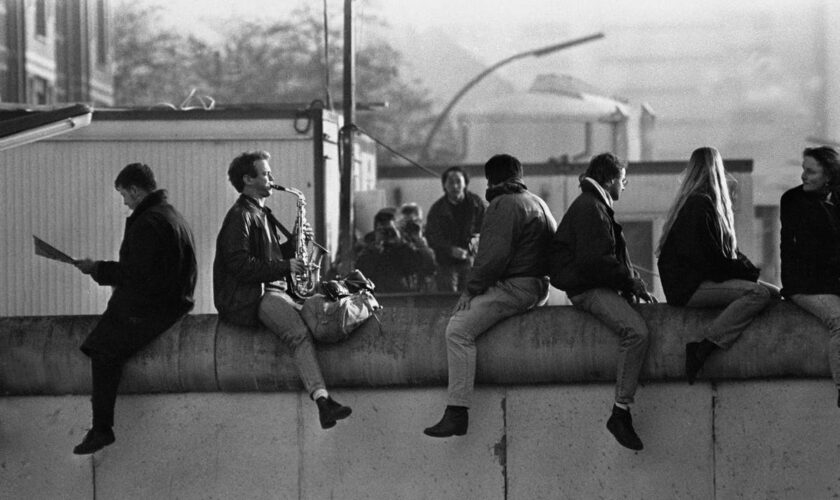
[656,147,737,258]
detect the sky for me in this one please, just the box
[148,0,794,31]
[143,0,800,70]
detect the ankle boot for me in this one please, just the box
[316,396,352,430]
[423,405,468,438]
[606,405,643,451]
[685,339,717,385]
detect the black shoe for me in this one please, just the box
[423,406,469,438]
[73,427,115,455]
[686,339,717,384]
[606,405,643,451]
[316,396,352,429]
[685,342,704,385]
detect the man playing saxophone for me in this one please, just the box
[213,150,352,429]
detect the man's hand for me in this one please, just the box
[453,293,472,312]
[630,277,657,303]
[75,258,97,275]
[288,258,306,275]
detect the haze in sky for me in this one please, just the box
[146,0,797,69]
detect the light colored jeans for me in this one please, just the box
[569,288,650,405]
[685,279,777,349]
[446,276,549,407]
[789,293,840,388]
[258,290,326,396]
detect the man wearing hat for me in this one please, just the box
[424,154,557,437]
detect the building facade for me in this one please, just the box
[0,0,113,106]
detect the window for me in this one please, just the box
[31,76,50,104]
[35,0,46,37]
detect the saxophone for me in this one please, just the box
[271,184,327,300]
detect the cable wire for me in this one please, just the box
[352,124,439,178]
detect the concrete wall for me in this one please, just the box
[0,300,832,395]
[2,299,839,498]
[2,381,839,500]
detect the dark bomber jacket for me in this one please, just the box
[466,184,556,296]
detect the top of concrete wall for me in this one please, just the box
[0,299,829,396]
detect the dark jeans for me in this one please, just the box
[83,309,185,431]
[684,279,777,349]
[91,356,123,430]
[569,288,650,405]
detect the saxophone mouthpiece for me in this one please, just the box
[270,184,287,192]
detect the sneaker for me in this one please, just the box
[606,405,643,451]
[423,406,469,438]
[316,396,352,429]
[73,427,115,455]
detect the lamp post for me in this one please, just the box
[418,32,605,163]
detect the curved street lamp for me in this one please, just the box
[419,32,605,163]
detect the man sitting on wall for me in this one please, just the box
[72,163,197,455]
[424,154,556,437]
[550,152,654,451]
[214,150,351,430]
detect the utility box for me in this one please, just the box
[0,105,375,315]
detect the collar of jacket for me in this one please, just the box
[485,179,527,202]
[128,189,167,222]
[581,177,613,209]
[237,194,265,212]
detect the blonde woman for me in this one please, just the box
[657,147,779,383]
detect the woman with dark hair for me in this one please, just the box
[425,166,486,292]
[780,146,840,407]
[657,146,779,384]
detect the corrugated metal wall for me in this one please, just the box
[0,115,334,316]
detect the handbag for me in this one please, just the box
[300,270,381,343]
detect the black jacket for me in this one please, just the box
[81,189,197,360]
[657,194,759,306]
[425,191,486,266]
[550,180,637,298]
[780,185,840,297]
[214,195,294,326]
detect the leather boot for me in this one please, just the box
[423,405,468,438]
[685,339,717,385]
[606,405,643,451]
[316,396,352,430]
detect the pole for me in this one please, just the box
[418,33,604,163]
[339,0,356,274]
